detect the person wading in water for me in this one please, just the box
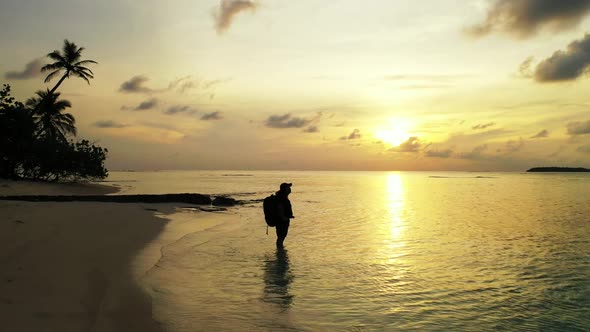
[275,183,294,248]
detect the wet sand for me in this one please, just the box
[0,180,230,332]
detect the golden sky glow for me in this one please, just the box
[3,0,590,171]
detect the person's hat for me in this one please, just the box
[280,182,292,190]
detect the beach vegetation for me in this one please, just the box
[27,90,76,142]
[41,39,97,95]
[0,40,107,182]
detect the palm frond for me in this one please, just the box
[43,70,62,83]
[73,72,91,84]
[62,113,76,123]
[75,66,94,76]
[56,121,76,137]
[77,70,94,81]
[47,51,65,62]
[41,62,63,72]
[46,90,60,99]
[74,60,98,66]
[42,40,97,92]
[64,40,82,63]
[54,100,72,110]
[31,90,68,122]
[63,40,76,54]
[25,96,40,108]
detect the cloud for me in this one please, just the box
[304,126,319,133]
[139,121,178,131]
[577,144,590,153]
[136,98,158,110]
[136,98,159,111]
[456,144,488,159]
[202,79,227,90]
[533,33,590,82]
[167,76,198,93]
[567,120,590,135]
[425,149,454,158]
[168,76,226,94]
[472,122,496,130]
[201,111,223,120]
[446,129,514,146]
[467,0,590,38]
[340,129,361,140]
[165,105,198,115]
[519,56,535,78]
[531,129,549,138]
[121,75,224,95]
[119,76,156,93]
[502,138,525,153]
[121,98,159,111]
[265,113,310,128]
[5,59,44,80]
[391,136,425,153]
[213,0,258,34]
[94,120,128,128]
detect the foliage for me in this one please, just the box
[0,84,108,181]
[1,40,105,182]
[41,39,97,94]
[0,84,36,179]
[26,89,76,142]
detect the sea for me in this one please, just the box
[105,170,590,331]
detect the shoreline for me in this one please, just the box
[0,180,236,332]
[0,179,121,196]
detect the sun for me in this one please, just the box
[373,120,413,147]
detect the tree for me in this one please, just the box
[1,40,107,182]
[0,85,37,178]
[41,39,97,95]
[26,90,76,142]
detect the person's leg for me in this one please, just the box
[275,221,290,247]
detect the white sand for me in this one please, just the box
[0,180,233,332]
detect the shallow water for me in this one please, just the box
[107,171,590,331]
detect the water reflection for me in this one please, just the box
[386,173,405,241]
[263,248,294,309]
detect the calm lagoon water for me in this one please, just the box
[106,171,590,331]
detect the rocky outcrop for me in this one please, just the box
[211,196,238,206]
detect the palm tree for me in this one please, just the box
[26,90,76,142]
[41,39,97,95]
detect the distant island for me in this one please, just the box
[527,167,590,172]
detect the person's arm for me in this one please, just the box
[286,200,294,218]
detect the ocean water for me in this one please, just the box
[106,171,590,331]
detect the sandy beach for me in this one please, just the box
[0,180,232,332]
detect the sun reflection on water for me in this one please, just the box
[373,172,410,297]
[386,172,406,243]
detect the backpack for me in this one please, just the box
[263,194,279,227]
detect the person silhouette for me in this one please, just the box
[275,183,294,248]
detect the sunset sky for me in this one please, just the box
[3,0,590,171]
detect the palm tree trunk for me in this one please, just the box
[49,72,69,95]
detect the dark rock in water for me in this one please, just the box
[526,167,590,172]
[181,206,228,212]
[0,193,212,205]
[212,196,237,206]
